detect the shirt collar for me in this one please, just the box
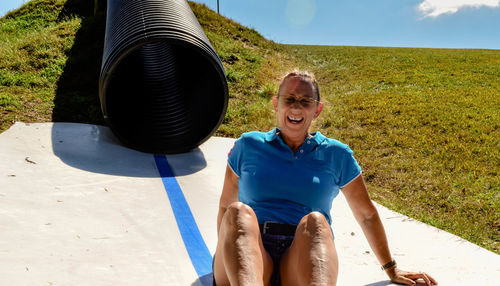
[265,128,280,142]
[265,128,326,147]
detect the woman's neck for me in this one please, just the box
[279,131,310,154]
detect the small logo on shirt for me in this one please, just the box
[312,176,320,184]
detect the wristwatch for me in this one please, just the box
[381,259,397,270]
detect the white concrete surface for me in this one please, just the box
[0,122,498,285]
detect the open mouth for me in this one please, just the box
[287,115,304,124]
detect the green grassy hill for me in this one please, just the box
[1,0,498,253]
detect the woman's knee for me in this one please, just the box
[223,202,259,233]
[225,202,256,220]
[297,211,332,238]
[281,212,338,285]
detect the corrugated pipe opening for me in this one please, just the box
[99,0,228,154]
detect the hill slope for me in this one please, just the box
[284,45,499,253]
[0,0,498,253]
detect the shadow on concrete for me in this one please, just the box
[165,148,209,177]
[364,281,392,286]
[364,280,430,286]
[51,123,207,177]
[191,273,214,286]
[52,0,105,125]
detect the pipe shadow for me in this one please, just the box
[165,147,210,177]
[51,122,207,177]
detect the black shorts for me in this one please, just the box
[212,232,295,286]
[261,232,295,286]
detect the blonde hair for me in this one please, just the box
[278,70,320,101]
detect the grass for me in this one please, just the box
[0,0,104,131]
[280,45,499,252]
[0,0,70,130]
[0,0,498,253]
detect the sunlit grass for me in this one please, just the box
[280,45,499,252]
[0,0,79,131]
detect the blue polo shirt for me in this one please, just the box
[228,128,361,225]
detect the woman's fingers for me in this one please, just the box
[417,272,432,285]
[425,273,438,285]
[391,274,416,285]
[391,269,438,286]
[407,272,438,286]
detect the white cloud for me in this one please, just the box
[418,0,500,17]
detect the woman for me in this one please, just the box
[213,71,437,286]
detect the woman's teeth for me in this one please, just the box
[287,115,303,123]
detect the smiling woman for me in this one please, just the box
[272,71,323,153]
[212,70,438,286]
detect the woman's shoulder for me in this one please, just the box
[238,130,272,143]
[314,132,353,152]
[228,130,271,158]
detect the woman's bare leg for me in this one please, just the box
[280,212,338,286]
[213,202,273,286]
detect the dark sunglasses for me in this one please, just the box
[278,95,320,108]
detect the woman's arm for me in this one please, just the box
[341,175,437,285]
[217,164,240,235]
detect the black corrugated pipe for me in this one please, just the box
[99,0,228,154]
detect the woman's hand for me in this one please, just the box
[386,267,438,285]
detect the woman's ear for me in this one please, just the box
[272,96,278,112]
[314,103,324,119]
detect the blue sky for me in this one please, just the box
[193,0,500,49]
[0,0,27,17]
[1,0,499,49]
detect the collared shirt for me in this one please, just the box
[228,128,362,225]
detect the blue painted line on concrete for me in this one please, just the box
[154,155,213,285]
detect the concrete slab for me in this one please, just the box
[0,122,498,285]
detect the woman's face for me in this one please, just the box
[273,77,323,141]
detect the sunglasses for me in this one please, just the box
[278,95,320,108]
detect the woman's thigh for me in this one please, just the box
[213,202,273,286]
[213,240,230,286]
[279,212,338,286]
